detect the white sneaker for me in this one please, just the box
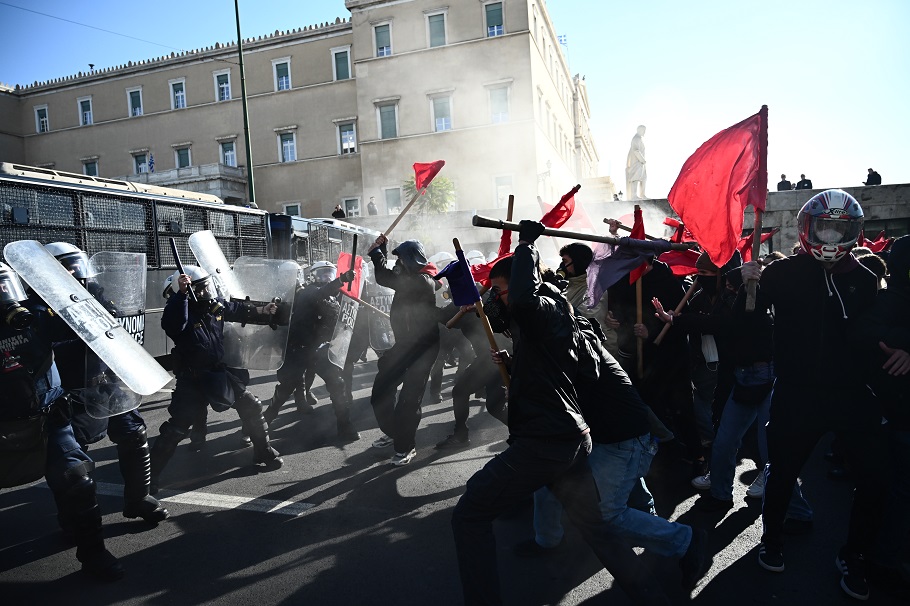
[691,472,711,490]
[372,434,394,449]
[746,470,766,499]
[390,448,417,466]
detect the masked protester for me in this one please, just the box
[366,235,439,466]
[741,190,885,600]
[262,261,359,441]
[149,265,283,493]
[0,261,124,581]
[44,243,168,524]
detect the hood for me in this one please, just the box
[392,240,429,273]
[888,235,910,292]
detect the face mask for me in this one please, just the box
[3,303,33,330]
[393,259,404,275]
[483,297,511,333]
[697,275,718,296]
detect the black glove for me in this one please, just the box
[518,220,546,244]
[340,270,355,283]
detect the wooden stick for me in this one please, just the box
[446,285,488,329]
[473,215,697,251]
[507,194,514,221]
[454,238,510,388]
[745,209,763,312]
[339,289,389,319]
[654,279,698,346]
[384,187,424,237]
[603,219,660,241]
[636,278,644,380]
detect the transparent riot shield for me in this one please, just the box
[327,257,364,369]
[188,230,243,300]
[3,241,172,401]
[223,256,298,370]
[364,281,395,352]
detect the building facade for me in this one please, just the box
[0,0,606,218]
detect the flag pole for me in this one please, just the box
[472,216,697,251]
[603,219,661,241]
[746,105,769,312]
[384,187,424,237]
[339,289,390,319]
[453,238,510,388]
[654,280,698,346]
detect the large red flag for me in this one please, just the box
[539,184,581,228]
[414,160,445,190]
[667,106,768,268]
[629,207,648,284]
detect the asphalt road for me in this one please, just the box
[1,356,907,606]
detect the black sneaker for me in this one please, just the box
[758,542,785,572]
[513,538,565,557]
[80,548,125,582]
[836,548,870,601]
[679,528,711,590]
[694,495,734,512]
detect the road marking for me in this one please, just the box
[94,481,316,517]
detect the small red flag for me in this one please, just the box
[336,252,364,298]
[629,207,648,284]
[668,106,769,268]
[539,184,581,228]
[658,249,701,276]
[737,228,779,262]
[414,160,445,190]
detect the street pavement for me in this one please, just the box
[1,355,907,605]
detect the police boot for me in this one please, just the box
[149,421,188,495]
[235,392,283,468]
[263,382,295,426]
[295,385,316,414]
[117,427,169,523]
[60,464,124,581]
[189,406,208,452]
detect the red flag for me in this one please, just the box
[496,228,512,259]
[629,207,648,284]
[336,252,364,298]
[539,184,581,228]
[668,106,769,268]
[658,249,701,276]
[414,160,445,190]
[737,228,780,262]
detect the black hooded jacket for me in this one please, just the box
[505,242,588,439]
[369,241,439,347]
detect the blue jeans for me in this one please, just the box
[534,435,692,558]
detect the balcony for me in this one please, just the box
[119,162,250,206]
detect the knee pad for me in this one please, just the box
[234,391,262,413]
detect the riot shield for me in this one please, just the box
[188,230,243,300]
[3,241,171,399]
[223,256,298,370]
[76,251,148,418]
[327,254,364,369]
[364,281,395,352]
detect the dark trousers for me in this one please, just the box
[762,382,886,554]
[451,356,507,428]
[430,327,474,396]
[370,339,439,453]
[278,346,352,425]
[452,434,669,606]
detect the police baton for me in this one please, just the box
[169,237,198,303]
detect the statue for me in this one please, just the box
[625,125,648,200]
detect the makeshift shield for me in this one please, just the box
[327,253,363,369]
[3,241,171,400]
[364,280,395,351]
[223,256,298,370]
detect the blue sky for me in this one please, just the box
[2,0,908,198]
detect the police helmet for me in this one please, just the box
[465,250,486,266]
[0,262,33,330]
[171,265,216,300]
[45,241,96,280]
[309,260,337,284]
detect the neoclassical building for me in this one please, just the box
[0,0,612,217]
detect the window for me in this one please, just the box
[432,96,452,132]
[283,203,300,217]
[127,87,143,117]
[272,58,291,92]
[485,2,504,37]
[83,161,98,177]
[338,122,357,155]
[279,133,296,162]
[494,175,512,208]
[175,147,191,169]
[134,153,148,174]
[427,12,446,48]
[34,105,49,133]
[78,97,93,126]
[214,70,231,102]
[343,198,361,218]
[490,87,509,123]
[384,187,401,214]
[170,79,186,110]
[378,103,398,139]
[220,141,236,167]
[332,46,351,81]
[374,24,391,57]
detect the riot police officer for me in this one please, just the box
[263,261,359,442]
[0,261,123,581]
[45,242,168,523]
[149,265,282,493]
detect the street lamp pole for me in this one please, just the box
[235,0,256,206]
